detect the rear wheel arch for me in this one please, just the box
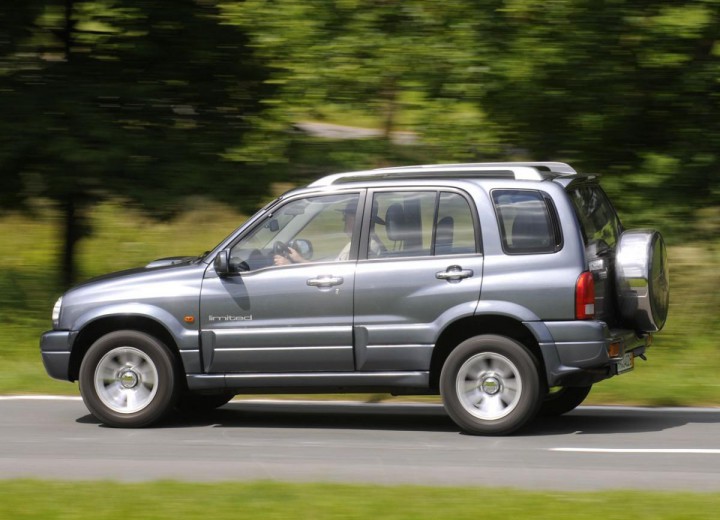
[429,315,545,392]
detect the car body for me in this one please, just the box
[41,162,669,434]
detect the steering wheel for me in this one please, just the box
[273,240,291,258]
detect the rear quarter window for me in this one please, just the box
[492,189,562,254]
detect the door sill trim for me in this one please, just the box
[187,371,429,391]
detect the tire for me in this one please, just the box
[79,330,178,428]
[615,230,669,332]
[539,385,592,417]
[176,392,234,414]
[440,335,543,435]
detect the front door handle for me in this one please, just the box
[436,265,474,283]
[307,275,344,288]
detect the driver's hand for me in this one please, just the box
[274,247,304,266]
[286,246,305,263]
[273,255,291,266]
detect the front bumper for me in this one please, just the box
[40,330,75,381]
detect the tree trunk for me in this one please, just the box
[61,197,81,289]
[60,0,78,289]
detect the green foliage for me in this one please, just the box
[0,0,274,285]
[3,0,719,286]
[479,0,720,224]
[1,0,273,207]
[223,0,498,162]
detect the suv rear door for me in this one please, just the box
[353,188,483,371]
[566,181,623,325]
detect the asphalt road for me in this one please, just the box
[1,396,719,491]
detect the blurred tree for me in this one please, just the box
[221,0,500,170]
[479,0,720,229]
[0,0,272,286]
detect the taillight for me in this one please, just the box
[576,271,595,320]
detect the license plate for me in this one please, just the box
[617,352,634,374]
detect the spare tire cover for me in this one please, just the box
[615,230,669,332]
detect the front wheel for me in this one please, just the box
[440,335,542,435]
[176,392,235,414]
[79,330,178,428]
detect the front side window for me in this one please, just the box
[230,193,360,271]
[492,189,562,254]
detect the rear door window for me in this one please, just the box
[368,190,478,258]
[435,192,478,255]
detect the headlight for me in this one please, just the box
[52,297,63,328]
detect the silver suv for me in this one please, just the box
[41,162,669,435]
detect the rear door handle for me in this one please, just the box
[436,265,474,282]
[307,275,344,288]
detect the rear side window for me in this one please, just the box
[368,190,478,258]
[568,186,622,248]
[492,189,562,254]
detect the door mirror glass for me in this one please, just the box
[214,249,230,276]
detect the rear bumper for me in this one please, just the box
[528,320,650,387]
[40,330,75,381]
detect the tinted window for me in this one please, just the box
[435,192,477,255]
[568,186,621,248]
[492,190,561,254]
[371,191,436,257]
[369,191,478,258]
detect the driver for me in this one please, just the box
[274,201,381,265]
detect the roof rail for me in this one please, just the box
[308,162,576,187]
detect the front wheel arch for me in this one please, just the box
[69,316,183,382]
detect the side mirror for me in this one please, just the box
[214,249,230,276]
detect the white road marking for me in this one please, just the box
[551,448,720,454]
[0,395,82,401]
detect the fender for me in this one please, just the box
[73,303,199,351]
[475,300,571,386]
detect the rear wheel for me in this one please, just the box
[79,330,178,428]
[540,385,592,416]
[440,335,542,435]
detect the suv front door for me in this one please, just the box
[200,192,362,373]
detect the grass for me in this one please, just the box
[0,200,718,406]
[0,480,719,519]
